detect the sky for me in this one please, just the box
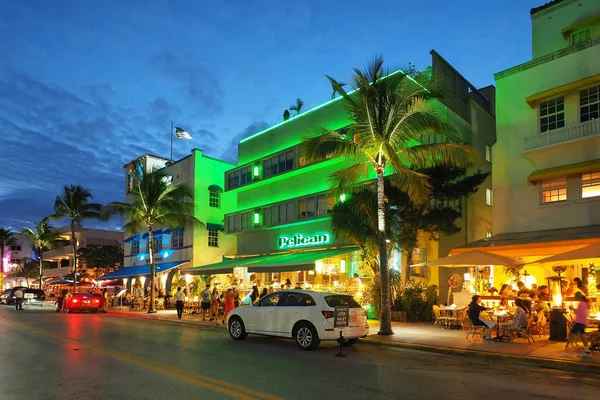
[0,0,543,230]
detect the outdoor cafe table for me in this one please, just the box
[490,312,511,341]
[439,306,465,329]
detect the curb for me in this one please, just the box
[361,337,600,373]
[105,310,227,330]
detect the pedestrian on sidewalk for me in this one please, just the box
[566,292,592,357]
[211,287,220,321]
[14,288,24,311]
[173,287,185,320]
[200,284,211,321]
[222,288,235,324]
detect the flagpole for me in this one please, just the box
[170,121,174,161]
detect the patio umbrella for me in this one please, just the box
[534,242,600,265]
[426,250,525,267]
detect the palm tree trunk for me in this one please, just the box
[147,227,156,313]
[376,171,393,335]
[39,255,44,290]
[71,220,77,292]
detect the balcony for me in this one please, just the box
[43,246,73,260]
[524,119,600,151]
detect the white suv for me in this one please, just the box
[228,290,369,350]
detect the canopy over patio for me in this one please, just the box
[426,250,525,267]
[534,242,600,265]
[96,261,190,281]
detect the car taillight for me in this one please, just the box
[321,310,334,319]
[93,299,100,303]
[71,299,78,303]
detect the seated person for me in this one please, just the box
[498,297,509,309]
[501,298,528,341]
[468,295,496,341]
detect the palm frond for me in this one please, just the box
[401,143,477,170]
[327,162,370,197]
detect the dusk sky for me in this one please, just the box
[0,0,542,230]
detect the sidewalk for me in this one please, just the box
[106,307,599,371]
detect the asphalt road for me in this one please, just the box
[0,306,598,400]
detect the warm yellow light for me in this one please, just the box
[139,276,146,286]
[463,273,471,281]
[552,293,563,308]
[315,261,323,274]
[340,260,346,273]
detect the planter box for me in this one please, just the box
[391,311,406,322]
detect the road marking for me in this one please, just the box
[1,317,282,400]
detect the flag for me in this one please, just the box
[175,126,193,140]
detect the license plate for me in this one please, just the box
[350,314,358,323]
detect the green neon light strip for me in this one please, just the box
[240,68,425,144]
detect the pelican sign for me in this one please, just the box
[277,233,330,249]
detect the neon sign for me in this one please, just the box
[278,233,330,249]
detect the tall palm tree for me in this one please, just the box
[20,219,60,289]
[0,228,18,288]
[51,185,102,292]
[102,162,203,313]
[301,56,476,335]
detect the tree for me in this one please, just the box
[7,257,40,287]
[51,185,102,292]
[77,244,124,278]
[331,81,347,99]
[102,161,203,313]
[301,56,475,335]
[20,219,61,288]
[386,166,489,282]
[289,98,304,115]
[0,228,18,289]
[283,109,291,121]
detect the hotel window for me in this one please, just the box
[227,214,241,232]
[131,240,140,255]
[240,211,252,231]
[541,178,567,204]
[10,245,22,251]
[485,188,493,206]
[171,230,184,248]
[540,96,565,132]
[485,145,492,163]
[571,28,591,46]
[227,170,240,190]
[582,172,600,199]
[10,258,21,265]
[263,201,295,226]
[486,231,493,238]
[209,189,221,208]
[208,229,219,248]
[299,194,328,219]
[263,150,295,178]
[153,236,162,252]
[240,166,252,186]
[580,85,599,123]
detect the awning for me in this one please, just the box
[96,261,189,280]
[527,158,600,183]
[247,247,358,273]
[561,15,600,38]
[534,242,600,265]
[426,250,525,268]
[207,223,224,231]
[208,184,223,192]
[526,74,600,107]
[181,247,358,275]
[124,235,139,243]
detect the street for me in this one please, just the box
[0,307,598,400]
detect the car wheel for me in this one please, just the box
[294,322,320,350]
[228,316,247,340]
[343,338,359,346]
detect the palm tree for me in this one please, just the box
[301,56,475,335]
[331,81,347,99]
[0,228,18,288]
[20,219,61,289]
[289,98,304,116]
[102,162,203,313]
[51,185,102,292]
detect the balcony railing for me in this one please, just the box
[524,118,600,151]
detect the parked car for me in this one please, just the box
[57,292,104,313]
[228,290,369,350]
[0,289,12,304]
[4,287,42,305]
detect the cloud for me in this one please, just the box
[219,121,269,164]
[0,70,196,229]
[150,51,223,116]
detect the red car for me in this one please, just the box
[57,292,104,313]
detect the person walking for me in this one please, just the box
[211,287,220,321]
[566,292,592,357]
[222,288,235,324]
[14,288,24,311]
[200,284,212,321]
[173,287,185,320]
